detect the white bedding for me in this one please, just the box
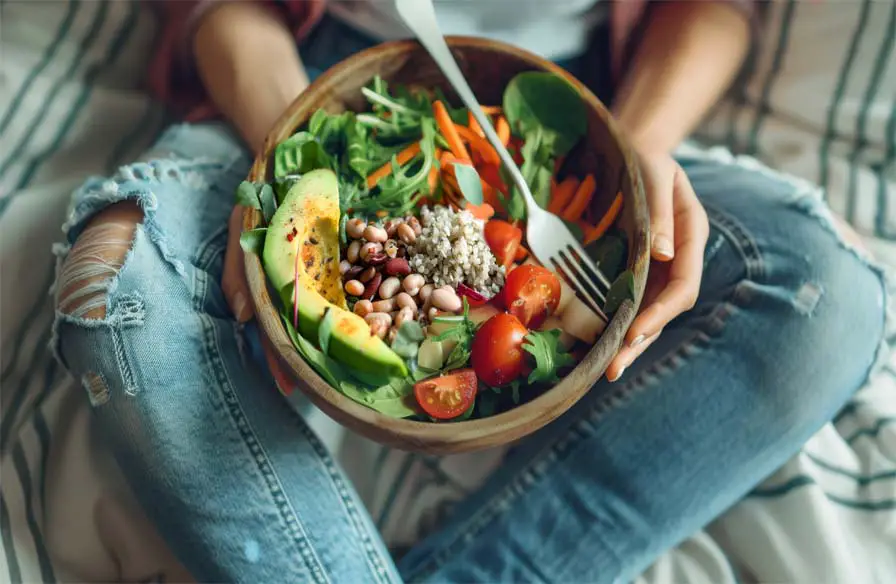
[2,3,894,583]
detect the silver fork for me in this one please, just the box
[394,0,610,320]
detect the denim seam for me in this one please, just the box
[292,421,395,584]
[200,314,330,584]
[703,204,765,282]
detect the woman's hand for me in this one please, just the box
[606,151,709,382]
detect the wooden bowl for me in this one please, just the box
[243,37,649,455]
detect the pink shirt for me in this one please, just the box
[147,0,754,122]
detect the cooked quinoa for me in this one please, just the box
[408,206,505,296]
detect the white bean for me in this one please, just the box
[395,306,414,329]
[346,240,361,263]
[339,260,352,275]
[346,218,366,239]
[353,299,373,317]
[418,284,434,304]
[360,242,382,261]
[431,287,462,312]
[372,298,397,313]
[395,292,417,312]
[344,280,365,296]
[402,274,425,295]
[378,277,401,299]
[397,223,416,244]
[365,312,393,326]
[363,225,388,243]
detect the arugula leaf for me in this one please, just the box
[239,228,267,254]
[523,329,575,385]
[503,72,587,156]
[235,181,262,209]
[453,163,484,206]
[603,269,635,315]
[259,184,277,224]
[318,307,336,356]
[588,234,627,281]
[509,379,522,404]
[274,131,334,177]
[391,321,425,359]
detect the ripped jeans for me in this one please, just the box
[50,122,888,583]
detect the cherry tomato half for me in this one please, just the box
[414,369,478,420]
[503,264,561,329]
[471,313,528,386]
[484,220,522,270]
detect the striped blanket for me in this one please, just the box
[2,3,894,583]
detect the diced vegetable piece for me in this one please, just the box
[556,275,575,315]
[468,303,500,326]
[560,294,607,344]
[418,338,446,370]
[539,317,576,350]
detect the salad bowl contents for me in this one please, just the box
[241,38,649,453]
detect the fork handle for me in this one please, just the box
[394,0,538,213]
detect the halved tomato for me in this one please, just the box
[471,313,528,386]
[503,264,561,329]
[414,370,478,420]
[484,220,522,270]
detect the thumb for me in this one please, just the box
[223,206,255,322]
[642,157,676,262]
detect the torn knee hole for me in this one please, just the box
[57,203,143,320]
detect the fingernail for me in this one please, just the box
[609,366,626,382]
[629,334,645,349]
[653,236,674,260]
[233,292,249,320]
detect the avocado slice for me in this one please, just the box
[262,169,408,381]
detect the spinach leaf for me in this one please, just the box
[603,269,635,315]
[453,163,484,206]
[259,184,277,224]
[588,234,627,281]
[274,175,300,205]
[281,312,349,389]
[235,181,262,209]
[503,72,587,156]
[504,128,554,219]
[239,228,267,254]
[391,321,425,360]
[274,131,334,177]
[339,374,423,419]
[523,329,576,385]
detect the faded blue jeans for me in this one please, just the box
[51,19,888,584]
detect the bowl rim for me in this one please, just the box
[242,36,649,454]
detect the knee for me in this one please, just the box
[56,201,143,319]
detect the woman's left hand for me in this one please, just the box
[606,151,709,382]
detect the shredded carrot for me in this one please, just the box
[468,111,485,137]
[496,116,510,146]
[480,106,502,115]
[454,125,500,166]
[562,174,597,221]
[366,142,421,189]
[548,177,579,215]
[433,101,470,161]
[584,192,624,244]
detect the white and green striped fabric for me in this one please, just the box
[1,2,893,583]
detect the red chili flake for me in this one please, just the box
[286,233,294,242]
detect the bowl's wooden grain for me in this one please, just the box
[243,37,649,454]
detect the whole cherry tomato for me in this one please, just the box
[414,369,478,420]
[503,264,561,329]
[471,313,528,386]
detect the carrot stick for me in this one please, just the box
[562,174,597,221]
[455,125,500,166]
[466,202,495,220]
[366,143,421,188]
[468,111,485,137]
[548,177,579,215]
[480,106,502,115]
[514,246,528,261]
[584,192,624,244]
[433,101,470,161]
[496,116,510,146]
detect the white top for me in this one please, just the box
[326,0,605,61]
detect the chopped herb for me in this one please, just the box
[523,329,575,385]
